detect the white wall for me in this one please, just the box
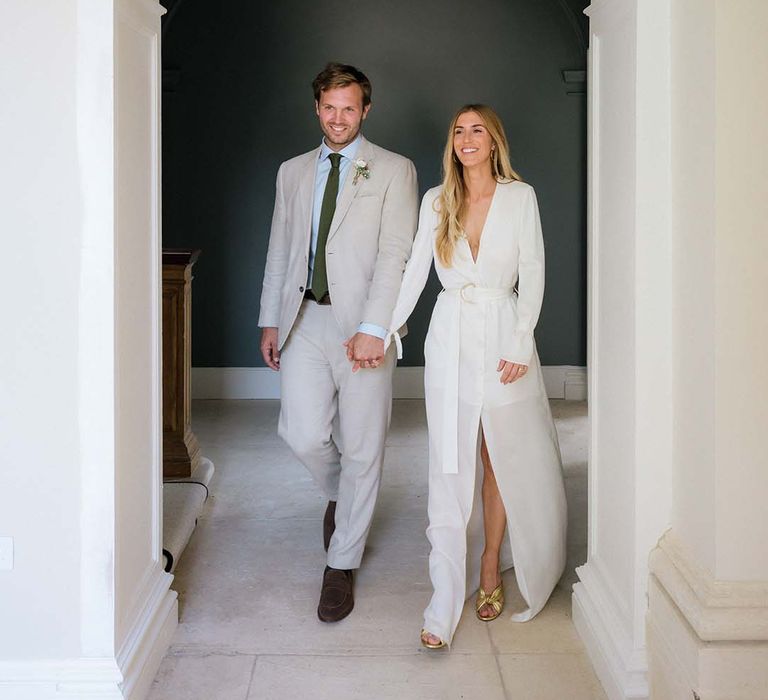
[587,0,638,616]
[114,0,166,657]
[670,0,718,577]
[0,1,175,697]
[0,0,84,660]
[669,0,768,595]
[710,0,768,582]
[573,1,674,698]
[645,3,768,697]
[572,0,768,696]
[669,0,768,584]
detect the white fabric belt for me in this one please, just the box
[440,285,515,474]
[442,284,515,304]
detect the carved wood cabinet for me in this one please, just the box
[162,249,201,478]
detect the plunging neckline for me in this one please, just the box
[463,182,499,265]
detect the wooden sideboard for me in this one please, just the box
[162,249,201,479]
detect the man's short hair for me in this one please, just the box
[312,62,372,106]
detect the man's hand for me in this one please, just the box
[498,359,528,384]
[343,333,385,373]
[260,327,280,370]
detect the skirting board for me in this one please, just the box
[0,577,177,699]
[192,365,587,400]
[117,567,178,700]
[0,659,124,700]
[573,563,649,700]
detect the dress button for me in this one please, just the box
[299,286,304,293]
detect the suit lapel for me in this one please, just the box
[327,137,372,243]
[299,146,322,244]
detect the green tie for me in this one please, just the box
[312,152,342,300]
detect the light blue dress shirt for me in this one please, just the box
[308,135,387,340]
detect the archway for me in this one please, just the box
[155,0,594,695]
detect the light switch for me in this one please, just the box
[0,537,14,570]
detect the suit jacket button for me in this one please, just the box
[299,286,304,293]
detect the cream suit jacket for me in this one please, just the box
[258,137,419,349]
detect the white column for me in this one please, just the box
[573,1,673,698]
[0,1,174,698]
[647,1,768,698]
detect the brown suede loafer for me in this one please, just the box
[323,500,336,552]
[317,566,354,622]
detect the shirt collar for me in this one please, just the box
[319,133,362,162]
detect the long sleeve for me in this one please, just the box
[502,185,545,365]
[384,190,438,357]
[258,165,288,328]
[360,158,419,329]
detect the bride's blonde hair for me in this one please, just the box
[435,104,522,267]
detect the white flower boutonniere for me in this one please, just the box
[352,159,370,185]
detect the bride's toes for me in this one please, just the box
[420,630,445,649]
[476,579,505,622]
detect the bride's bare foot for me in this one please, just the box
[478,553,502,620]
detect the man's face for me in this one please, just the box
[315,84,370,151]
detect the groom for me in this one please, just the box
[258,63,418,622]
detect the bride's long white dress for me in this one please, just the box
[387,180,567,645]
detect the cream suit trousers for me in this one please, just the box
[277,299,395,570]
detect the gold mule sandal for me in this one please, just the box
[420,629,446,649]
[475,583,505,622]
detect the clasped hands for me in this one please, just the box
[344,333,385,372]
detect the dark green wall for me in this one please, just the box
[162,0,587,367]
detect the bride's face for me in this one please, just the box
[453,111,494,169]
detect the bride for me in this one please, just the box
[386,104,567,648]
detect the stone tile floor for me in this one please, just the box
[148,399,605,700]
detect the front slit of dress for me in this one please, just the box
[465,419,516,599]
[423,406,524,645]
[480,410,534,615]
[480,393,566,623]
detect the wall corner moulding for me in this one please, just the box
[117,0,166,22]
[647,532,768,699]
[584,0,634,23]
[573,562,649,700]
[562,69,587,95]
[648,532,768,641]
